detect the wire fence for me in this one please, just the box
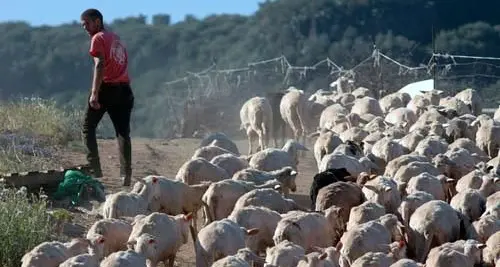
[161,48,500,138]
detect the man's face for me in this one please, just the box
[81,16,100,36]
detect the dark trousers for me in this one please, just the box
[82,82,134,179]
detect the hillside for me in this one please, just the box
[2,0,500,138]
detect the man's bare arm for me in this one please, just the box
[91,54,105,93]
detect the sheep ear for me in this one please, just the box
[335,241,343,251]
[134,177,146,184]
[290,170,298,176]
[246,228,259,236]
[476,243,486,249]
[183,212,194,221]
[318,252,328,260]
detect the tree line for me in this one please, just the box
[1,0,500,137]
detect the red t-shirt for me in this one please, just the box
[89,31,130,83]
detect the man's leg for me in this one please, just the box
[107,86,134,186]
[82,102,106,178]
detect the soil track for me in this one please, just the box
[61,137,318,266]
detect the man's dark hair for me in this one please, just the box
[81,8,103,23]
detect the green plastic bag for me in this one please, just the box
[53,170,105,206]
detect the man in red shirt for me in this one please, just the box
[80,9,134,186]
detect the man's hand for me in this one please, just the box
[89,91,101,109]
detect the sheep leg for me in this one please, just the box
[246,128,255,155]
[166,255,176,267]
[487,142,498,158]
[192,212,198,233]
[262,122,270,149]
[256,129,265,153]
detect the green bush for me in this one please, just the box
[0,187,55,267]
[0,97,83,173]
[0,97,83,145]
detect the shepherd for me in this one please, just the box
[80,8,134,186]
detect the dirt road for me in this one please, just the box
[62,137,318,266]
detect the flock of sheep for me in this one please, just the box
[19,83,500,267]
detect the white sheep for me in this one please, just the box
[233,188,306,214]
[101,177,157,219]
[99,250,147,267]
[338,127,370,144]
[482,231,500,266]
[369,137,408,173]
[393,161,440,193]
[448,138,489,162]
[435,147,477,180]
[199,132,240,155]
[455,88,482,116]
[127,212,193,267]
[273,211,335,253]
[201,179,282,225]
[361,175,401,214]
[86,218,133,260]
[407,200,474,263]
[265,240,306,267]
[210,153,249,177]
[424,247,474,267]
[486,191,500,211]
[449,188,486,222]
[473,213,500,243]
[350,96,384,117]
[399,129,428,152]
[318,104,349,130]
[346,201,386,231]
[136,175,211,232]
[364,116,387,133]
[390,259,424,267]
[232,166,297,196]
[384,154,429,177]
[414,135,449,159]
[337,214,405,266]
[248,139,308,171]
[397,191,435,228]
[455,167,493,193]
[240,96,274,154]
[405,172,453,201]
[228,206,282,254]
[309,128,343,169]
[195,218,259,267]
[472,115,500,158]
[21,238,90,267]
[379,92,407,114]
[175,157,230,185]
[211,248,265,267]
[432,239,486,266]
[384,107,417,131]
[350,252,394,267]
[319,153,369,177]
[297,246,341,267]
[439,96,471,116]
[279,87,310,147]
[192,144,235,161]
[59,254,99,267]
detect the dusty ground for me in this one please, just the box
[59,137,318,266]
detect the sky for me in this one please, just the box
[0,0,262,26]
